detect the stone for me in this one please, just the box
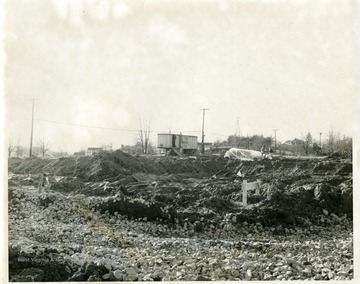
[263,273,272,280]
[155,258,163,264]
[87,275,102,281]
[143,274,153,281]
[176,271,183,277]
[15,268,45,282]
[113,270,124,280]
[328,271,335,279]
[124,274,137,281]
[102,273,111,280]
[231,269,240,277]
[330,213,339,219]
[246,269,252,279]
[67,271,86,281]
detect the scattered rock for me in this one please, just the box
[8,154,353,282]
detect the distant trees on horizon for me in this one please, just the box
[8,129,352,159]
[213,130,352,158]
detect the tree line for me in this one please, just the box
[8,129,352,158]
[213,130,352,158]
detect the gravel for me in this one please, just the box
[8,177,353,281]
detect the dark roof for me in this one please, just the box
[282,138,304,146]
[158,133,198,138]
[87,147,103,151]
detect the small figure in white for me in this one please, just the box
[38,173,44,192]
[39,173,51,192]
[260,145,266,159]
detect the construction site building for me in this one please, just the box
[157,133,198,155]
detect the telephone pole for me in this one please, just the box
[273,129,279,154]
[235,117,241,137]
[29,98,37,157]
[200,108,209,154]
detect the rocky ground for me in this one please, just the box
[8,151,353,281]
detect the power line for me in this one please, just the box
[37,119,139,132]
[235,117,241,137]
[273,129,279,154]
[207,131,228,137]
[28,119,201,134]
[200,108,209,154]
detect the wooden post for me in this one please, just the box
[39,173,43,192]
[242,180,247,206]
[256,179,261,195]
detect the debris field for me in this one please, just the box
[8,150,353,281]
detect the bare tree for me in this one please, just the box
[37,138,51,157]
[138,116,151,154]
[326,130,336,153]
[102,143,113,151]
[15,137,23,157]
[8,141,14,157]
[324,131,352,156]
[15,145,23,157]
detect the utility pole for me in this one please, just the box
[319,132,322,148]
[235,117,241,137]
[200,108,209,154]
[234,117,241,147]
[29,98,37,157]
[273,129,279,154]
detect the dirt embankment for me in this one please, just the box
[9,151,353,225]
[8,150,227,181]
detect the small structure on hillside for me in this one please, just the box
[157,133,198,155]
[283,138,304,146]
[279,138,305,155]
[73,150,86,156]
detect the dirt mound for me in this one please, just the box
[8,151,227,182]
[92,195,168,222]
[8,153,353,282]
[8,153,352,184]
[8,154,353,227]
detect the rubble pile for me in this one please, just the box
[8,152,353,281]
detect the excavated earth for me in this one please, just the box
[8,150,353,281]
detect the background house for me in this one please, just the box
[279,138,305,155]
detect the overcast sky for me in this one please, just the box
[4,0,358,154]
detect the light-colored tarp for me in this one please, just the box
[224,148,267,161]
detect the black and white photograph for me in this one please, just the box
[3,0,359,282]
